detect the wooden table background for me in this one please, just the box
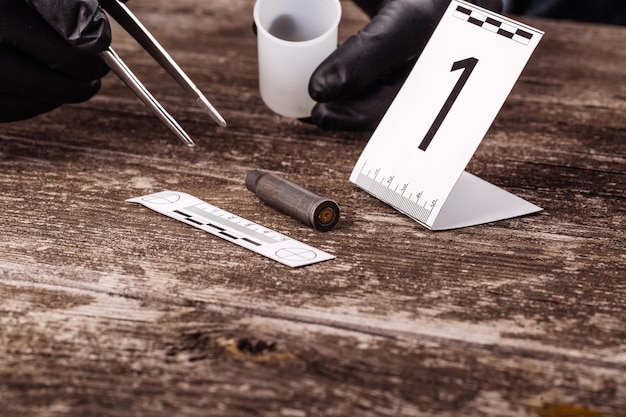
[1,1,624,416]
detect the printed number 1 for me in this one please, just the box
[419,57,478,151]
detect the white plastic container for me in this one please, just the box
[254,0,341,118]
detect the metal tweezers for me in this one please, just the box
[99,0,226,147]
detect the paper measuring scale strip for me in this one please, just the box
[127,191,335,267]
[350,0,544,230]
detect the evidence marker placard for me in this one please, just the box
[350,0,543,230]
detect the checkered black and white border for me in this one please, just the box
[453,5,534,45]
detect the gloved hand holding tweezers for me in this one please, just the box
[0,0,111,122]
[0,0,225,147]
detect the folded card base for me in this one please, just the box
[430,171,542,230]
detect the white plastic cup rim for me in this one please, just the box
[253,0,342,48]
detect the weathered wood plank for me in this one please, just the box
[1,1,624,416]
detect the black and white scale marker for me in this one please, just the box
[127,191,335,267]
[350,0,544,230]
[453,5,535,45]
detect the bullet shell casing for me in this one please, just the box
[246,170,339,232]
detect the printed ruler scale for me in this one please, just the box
[127,191,334,267]
[353,160,438,226]
[350,0,544,230]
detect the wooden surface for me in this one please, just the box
[1,1,625,416]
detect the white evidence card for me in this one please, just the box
[127,191,335,268]
[350,0,544,230]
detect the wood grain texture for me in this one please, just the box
[1,1,624,416]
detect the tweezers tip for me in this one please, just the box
[196,96,227,128]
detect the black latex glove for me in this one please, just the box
[0,0,112,122]
[309,0,503,131]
